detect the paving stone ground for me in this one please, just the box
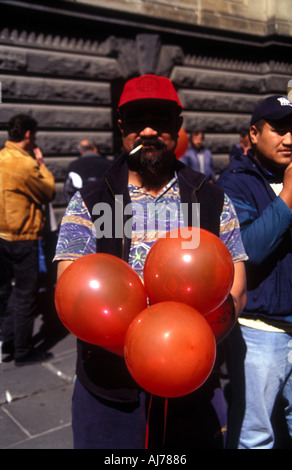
[0,314,76,450]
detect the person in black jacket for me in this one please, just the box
[54,74,247,449]
[63,139,111,203]
[229,129,251,161]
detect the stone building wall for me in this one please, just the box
[73,0,292,37]
[0,1,291,223]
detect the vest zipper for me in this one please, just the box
[191,177,205,225]
[105,176,126,261]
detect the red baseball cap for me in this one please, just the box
[118,74,183,110]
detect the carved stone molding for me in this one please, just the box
[1,26,292,79]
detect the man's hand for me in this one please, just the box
[280,161,292,210]
[33,147,45,166]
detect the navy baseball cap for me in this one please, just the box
[250,96,292,125]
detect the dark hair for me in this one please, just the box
[191,129,204,138]
[239,128,249,137]
[8,114,37,142]
[253,119,265,132]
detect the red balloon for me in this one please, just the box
[143,227,234,315]
[54,253,147,353]
[124,301,216,398]
[175,128,189,159]
[204,294,236,343]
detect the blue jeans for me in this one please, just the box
[225,323,292,449]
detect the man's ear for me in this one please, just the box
[24,129,31,140]
[249,125,258,145]
[118,119,124,136]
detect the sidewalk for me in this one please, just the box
[0,313,76,449]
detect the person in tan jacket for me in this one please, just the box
[0,114,56,366]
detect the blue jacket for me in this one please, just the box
[217,151,292,321]
[181,145,216,182]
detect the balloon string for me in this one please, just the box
[145,393,153,449]
[163,398,168,447]
[144,395,168,449]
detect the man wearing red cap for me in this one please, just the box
[54,75,247,449]
[217,95,292,448]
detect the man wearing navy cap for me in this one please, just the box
[217,95,292,449]
[54,75,247,449]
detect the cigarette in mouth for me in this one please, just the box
[129,144,143,155]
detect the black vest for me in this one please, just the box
[77,154,224,403]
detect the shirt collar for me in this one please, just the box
[5,140,32,158]
[128,172,178,201]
